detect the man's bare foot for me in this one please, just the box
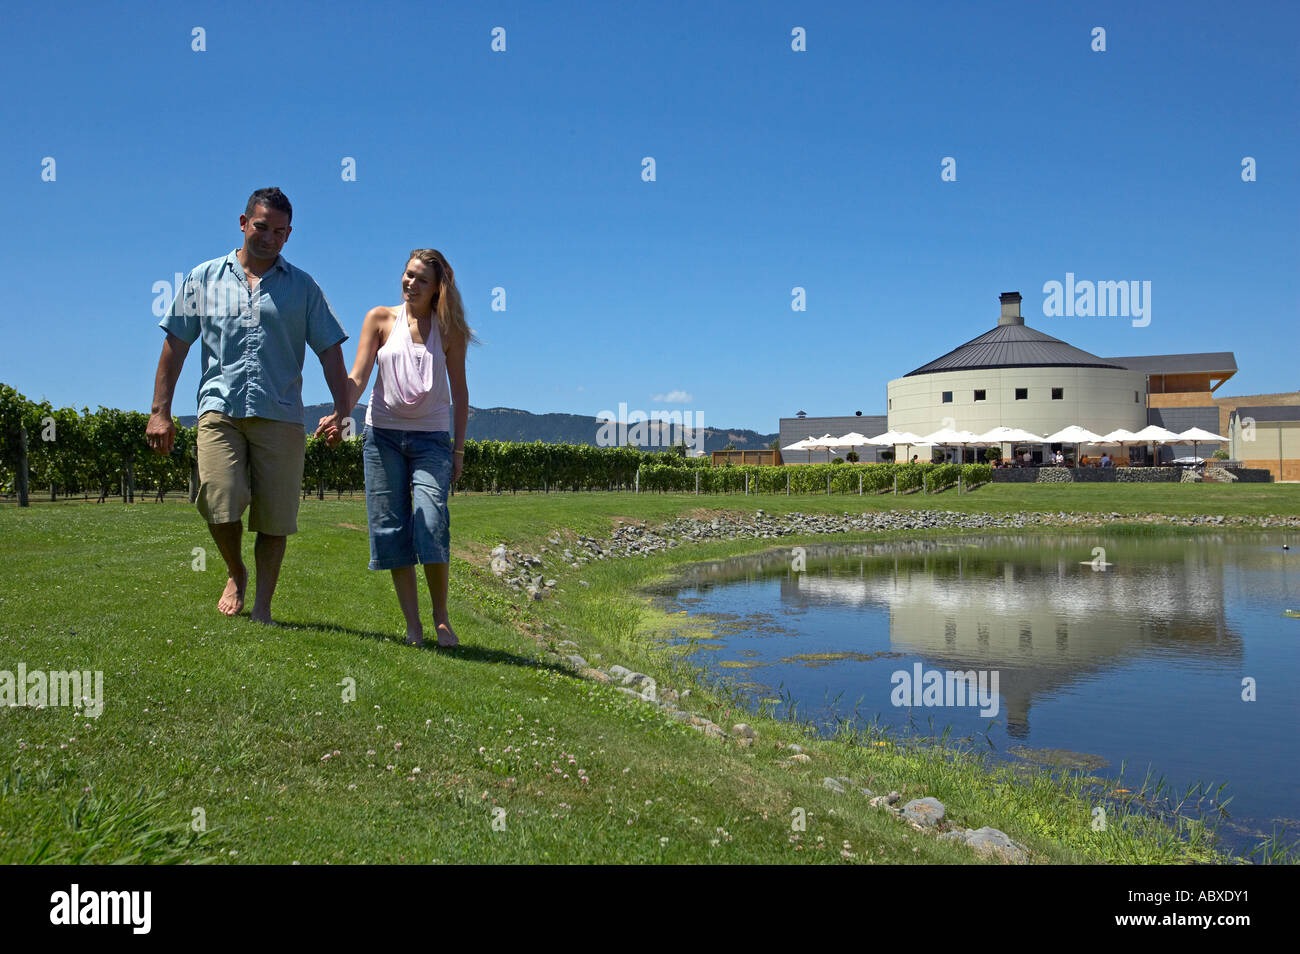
[218,569,247,617]
[434,619,458,648]
[249,607,274,625]
[404,623,425,647]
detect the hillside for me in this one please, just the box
[177,404,777,451]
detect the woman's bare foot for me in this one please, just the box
[434,619,458,648]
[218,568,247,616]
[404,623,425,647]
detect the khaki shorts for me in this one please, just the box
[196,411,305,535]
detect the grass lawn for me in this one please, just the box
[2,483,1295,864]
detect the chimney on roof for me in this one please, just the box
[998,291,1023,327]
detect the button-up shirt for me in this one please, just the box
[159,250,347,424]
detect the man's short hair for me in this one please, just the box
[245,187,293,223]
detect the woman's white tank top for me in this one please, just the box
[365,304,451,431]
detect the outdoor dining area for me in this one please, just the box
[781,424,1230,468]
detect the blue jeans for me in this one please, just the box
[363,425,452,570]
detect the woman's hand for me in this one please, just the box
[315,415,343,448]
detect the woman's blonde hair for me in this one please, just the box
[407,249,479,347]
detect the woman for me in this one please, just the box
[318,249,475,647]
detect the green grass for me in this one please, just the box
[2,485,1293,864]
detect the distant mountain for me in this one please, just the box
[177,404,777,452]
[467,406,776,452]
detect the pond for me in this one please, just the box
[653,532,1300,855]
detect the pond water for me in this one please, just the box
[653,532,1300,855]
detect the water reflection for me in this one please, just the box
[654,534,1299,849]
[786,543,1238,737]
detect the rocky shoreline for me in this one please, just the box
[544,651,1031,863]
[489,507,1298,600]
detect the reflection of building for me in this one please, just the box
[771,540,1240,738]
[779,291,1299,468]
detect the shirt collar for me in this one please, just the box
[223,249,287,278]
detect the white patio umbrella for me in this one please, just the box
[1174,426,1229,462]
[803,433,840,464]
[1131,424,1182,441]
[974,426,1046,464]
[1044,425,1106,466]
[1132,424,1183,466]
[975,426,1045,443]
[782,436,816,464]
[869,430,926,464]
[920,427,983,463]
[1096,428,1142,465]
[833,431,874,462]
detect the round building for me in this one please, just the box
[885,292,1147,461]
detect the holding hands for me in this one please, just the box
[315,411,346,448]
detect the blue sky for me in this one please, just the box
[2,0,1296,434]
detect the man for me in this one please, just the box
[146,187,350,622]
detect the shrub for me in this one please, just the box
[961,462,993,488]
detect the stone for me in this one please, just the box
[731,723,755,739]
[565,654,588,668]
[691,722,726,739]
[787,743,805,755]
[783,753,811,765]
[608,665,633,681]
[579,668,610,683]
[901,797,946,827]
[622,672,653,688]
[964,827,1028,864]
[822,777,847,795]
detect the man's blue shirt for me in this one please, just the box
[159,250,347,424]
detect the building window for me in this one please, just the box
[973,389,986,402]
[888,399,892,409]
[1015,388,1028,400]
[1135,391,1140,403]
[941,391,952,403]
[1051,387,1064,400]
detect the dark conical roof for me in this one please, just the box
[904,322,1125,376]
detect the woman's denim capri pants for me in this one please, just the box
[363,425,453,570]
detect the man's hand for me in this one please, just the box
[146,412,176,456]
[451,450,463,485]
[148,333,190,457]
[315,413,344,448]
